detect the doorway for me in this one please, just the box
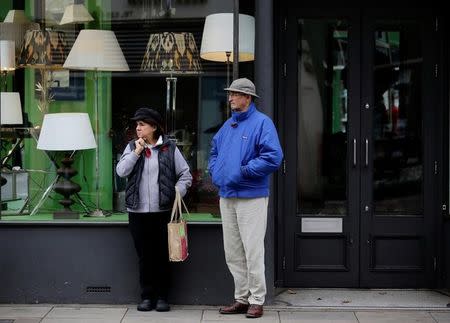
[281,8,439,287]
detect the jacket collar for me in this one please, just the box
[231,102,256,123]
[145,135,163,148]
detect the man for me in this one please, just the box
[208,78,283,318]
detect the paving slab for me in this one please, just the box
[279,311,358,322]
[0,306,51,319]
[123,308,203,323]
[355,311,436,323]
[430,311,450,322]
[202,309,279,322]
[11,320,42,323]
[275,289,450,308]
[44,306,126,320]
[41,319,121,323]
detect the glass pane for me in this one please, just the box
[373,22,423,216]
[297,19,348,215]
[0,1,254,221]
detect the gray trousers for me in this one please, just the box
[220,197,269,305]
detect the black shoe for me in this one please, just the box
[155,298,170,312]
[137,299,153,311]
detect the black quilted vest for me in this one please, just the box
[124,136,176,210]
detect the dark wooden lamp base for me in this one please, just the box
[53,154,81,220]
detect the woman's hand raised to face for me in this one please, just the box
[134,137,146,156]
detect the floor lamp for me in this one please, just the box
[140,32,202,136]
[63,29,129,217]
[200,13,255,116]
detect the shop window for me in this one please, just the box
[0,0,254,222]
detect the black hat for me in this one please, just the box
[131,107,163,126]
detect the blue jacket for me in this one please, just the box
[208,103,283,198]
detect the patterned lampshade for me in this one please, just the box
[141,32,202,73]
[18,29,68,69]
[0,22,40,57]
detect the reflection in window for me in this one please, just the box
[373,24,423,216]
[111,2,255,220]
[297,19,348,216]
[0,0,255,222]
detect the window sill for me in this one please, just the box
[0,212,222,226]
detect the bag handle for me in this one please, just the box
[180,194,190,218]
[170,187,189,222]
[170,189,181,222]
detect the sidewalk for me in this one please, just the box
[1,304,450,323]
[2,289,450,322]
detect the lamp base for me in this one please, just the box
[54,210,79,220]
[88,209,110,217]
[53,155,81,219]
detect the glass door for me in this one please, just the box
[359,10,437,287]
[283,9,361,286]
[282,7,438,288]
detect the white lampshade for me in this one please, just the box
[0,92,23,125]
[37,113,97,151]
[63,29,129,71]
[3,10,30,23]
[59,4,94,25]
[200,13,255,62]
[0,40,15,71]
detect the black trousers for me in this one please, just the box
[128,211,171,300]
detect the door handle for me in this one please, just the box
[365,139,369,166]
[353,139,357,166]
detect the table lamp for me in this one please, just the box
[0,92,23,219]
[37,113,96,219]
[0,92,23,125]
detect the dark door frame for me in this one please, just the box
[278,7,361,287]
[276,5,443,288]
[360,8,439,287]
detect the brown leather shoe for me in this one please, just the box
[246,304,263,318]
[219,301,249,314]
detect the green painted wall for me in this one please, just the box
[0,1,12,19]
[23,0,114,214]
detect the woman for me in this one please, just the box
[116,107,192,312]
